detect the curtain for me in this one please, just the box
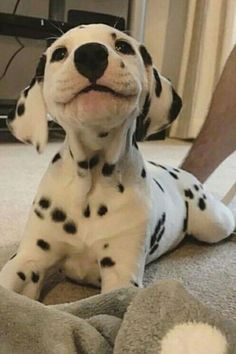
[145,0,236,139]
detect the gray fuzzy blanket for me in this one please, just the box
[1,280,236,354]
[0,240,236,353]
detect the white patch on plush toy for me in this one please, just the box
[160,322,227,354]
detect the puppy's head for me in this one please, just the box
[8,24,182,152]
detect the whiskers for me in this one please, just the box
[47,19,65,36]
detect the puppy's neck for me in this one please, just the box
[65,116,141,170]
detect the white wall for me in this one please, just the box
[144,0,188,87]
[144,0,170,69]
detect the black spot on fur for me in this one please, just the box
[120,61,125,68]
[31,272,40,283]
[63,221,77,234]
[150,219,162,248]
[10,253,17,260]
[157,164,168,171]
[17,103,25,116]
[111,32,117,40]
[83,205,90,218]
[37,239,50,251]
[153,68,162,97]
[132,134,139,149]
[139,45,152,66]
[98,132,109,138]
[135,94,151,141]
[89,154,100,169]
[78,155,99,169]
[183,201,189,232]
[103,243,109,249]
[168,171,178,179]
[17,272,26,281]
[168,87,182,122]
[161,213,166,225]
[149,161,158,167]
[153,179,164,192]
[98,205,108,216]
[203,194,207,200]
[194,184,199,191]
[39,198,51,209]
[29,77,36,88]
[51,208,66,222]
[34,209,44,219]
[131,280,139,287]
[69,148,74,159]
[35,54,46,81]
[52,153,61,164]
[157,226,165,242]
[149,243,159,255]
[141,168,146,178]
[7,109,16,122]
[117,183,125,193]
[184,189,194,199]
[100,257,115,267]
[102,163,115,176]
[173,168,180,173]
[78,160,89,169]
[24,88,29,98]
[198,198,206,211]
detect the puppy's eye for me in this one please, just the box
[115,40,135,55]
[51,47,68,62]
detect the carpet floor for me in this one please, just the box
[0,139,235,318]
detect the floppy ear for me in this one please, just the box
[135,45,182,141]
[7,54,48,153]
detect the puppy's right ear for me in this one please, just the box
[7,54,48,153]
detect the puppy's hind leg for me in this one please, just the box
[187,189,235,244]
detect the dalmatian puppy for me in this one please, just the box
[0,24,234,299]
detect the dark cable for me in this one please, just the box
[0,0,24,80]
[13,0,21,14]
[0,38,24,80]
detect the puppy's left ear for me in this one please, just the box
[7,54,48,153]
[135,45,182,141]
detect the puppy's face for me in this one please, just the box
[43,24,147,130]
[8,23,182,152]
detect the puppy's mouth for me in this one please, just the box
[78,84,135,99]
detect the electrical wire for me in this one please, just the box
[0,38,24,80]
[0,0,24,81]
[13,0,21,15]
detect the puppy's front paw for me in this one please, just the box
[0,255,41,299]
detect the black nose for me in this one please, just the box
[74,43,108,83]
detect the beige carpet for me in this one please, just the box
[0,139,235,317]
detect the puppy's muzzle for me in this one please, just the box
[74,43,108,83]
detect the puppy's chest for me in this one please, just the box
[36,168,150,249]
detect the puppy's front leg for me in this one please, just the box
[0,244,61,300]
[97,233,145,293]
